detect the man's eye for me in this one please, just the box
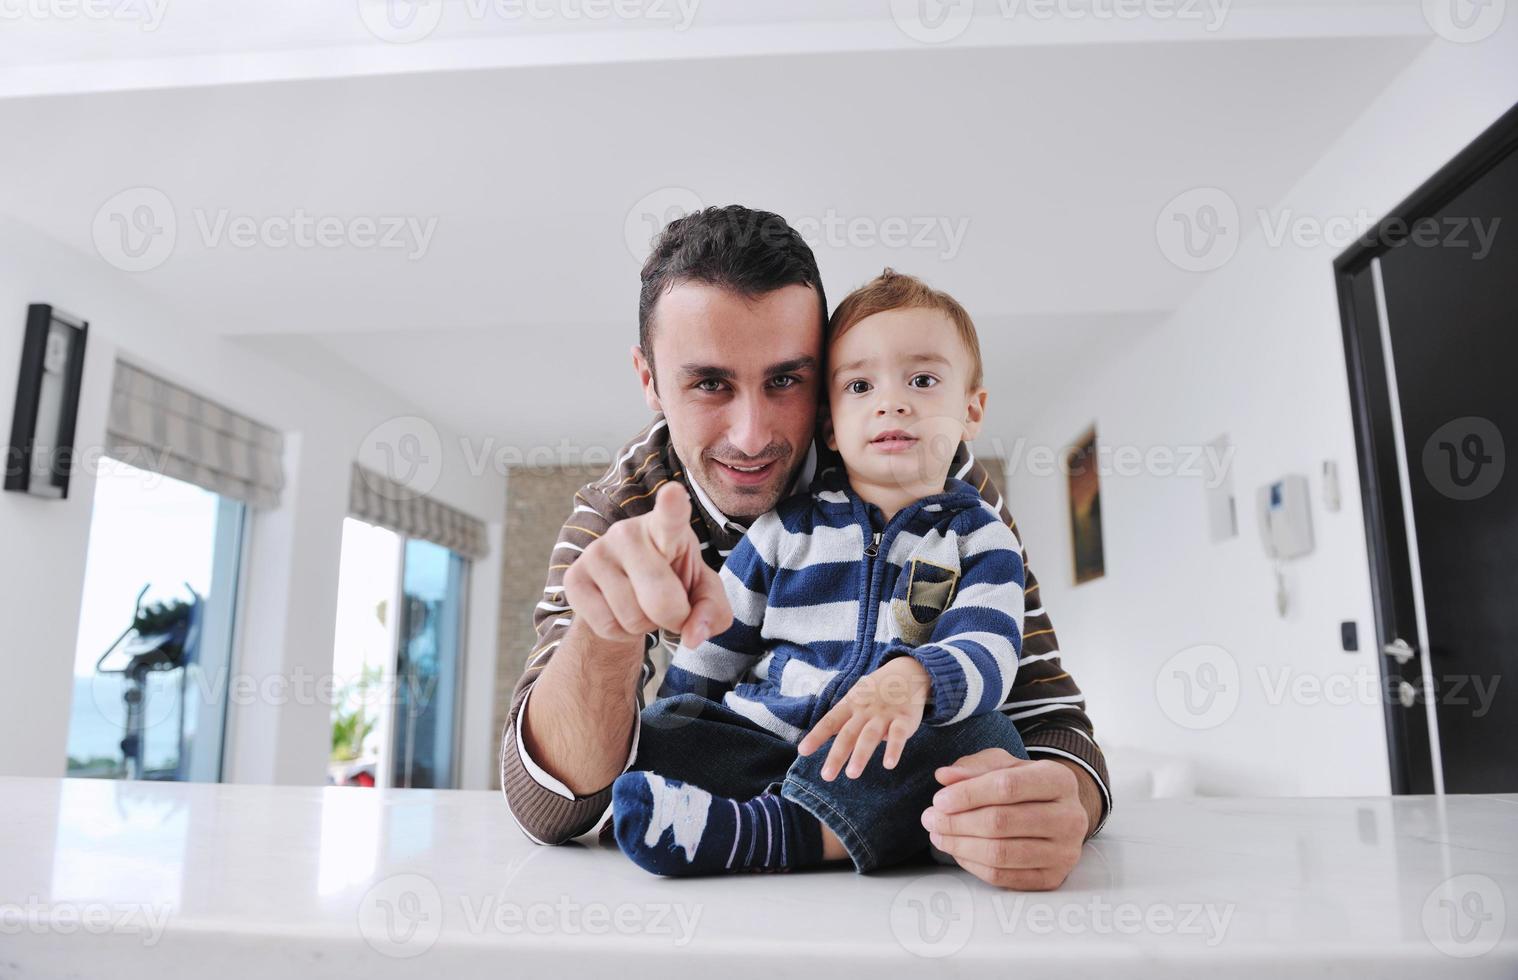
[695,379,725,393]
[846,380,872,395]
[910,374,939,389]
[769,375,799,390]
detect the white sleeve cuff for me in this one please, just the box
[1025,740,1112,837]
[513,680,643,803]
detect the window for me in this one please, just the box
[67,460,246,780]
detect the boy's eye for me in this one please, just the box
[845,380,872,395]
[909,374,938,389]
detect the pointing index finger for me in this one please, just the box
[646,482,693,558]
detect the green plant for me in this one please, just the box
[331,711,374,762]
[330,664,382,762]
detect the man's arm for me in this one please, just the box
[501,482,729,845]
[504,621,649,842]
[918,448,1107,891]
[499,485,647,844]
[954,448,1112,837]
[1054,756,1104,839]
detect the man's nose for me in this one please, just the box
[727,393,772,456]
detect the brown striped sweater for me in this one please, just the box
[500,415,1111,845]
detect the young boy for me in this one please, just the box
[611,269,1029,876]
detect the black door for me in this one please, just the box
[1338,102,1518,794]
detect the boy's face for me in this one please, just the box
[824,307,988,495]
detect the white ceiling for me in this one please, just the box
[0,0,1428,97]
[0,3,1432,450]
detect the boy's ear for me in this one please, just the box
[963,387,988,441]
[632,345,662,414]
[821,404,838,452]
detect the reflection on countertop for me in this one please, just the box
[4,777,1516,978]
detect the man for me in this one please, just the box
[501,205,1110,890]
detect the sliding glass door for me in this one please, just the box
[392,539,468,789]
[68,461,246,781]
[328,520,469,789]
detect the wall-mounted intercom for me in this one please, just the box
[1257,475,1315,618]
[1257,475,1314,560]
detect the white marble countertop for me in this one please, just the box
[4,777,1515,978]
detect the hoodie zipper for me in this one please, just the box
[806,486,981,729]
[809,523,884,727]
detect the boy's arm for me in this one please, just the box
[658,512,781,701]
[882,513,1024,727]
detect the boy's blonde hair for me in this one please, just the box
[827,268,984,390]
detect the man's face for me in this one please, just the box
[634,282,823,521]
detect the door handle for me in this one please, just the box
[1382,637,1416,665]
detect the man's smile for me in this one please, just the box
[711,457,781,486]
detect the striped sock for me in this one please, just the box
[611,771,825,876]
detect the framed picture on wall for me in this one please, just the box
[5,304,89,500]
[1067,425,1106,585]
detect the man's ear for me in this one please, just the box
[632,345,661,414]
[962,387,988,441]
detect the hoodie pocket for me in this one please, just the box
[890,557,960,647]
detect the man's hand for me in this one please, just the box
[921,749,1091,891]
[561,482,732,651]
[797,657,930,781]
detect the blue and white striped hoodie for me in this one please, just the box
[658,466,1026,742]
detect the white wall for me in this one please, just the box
[1002,31,1518,797]
[460,519,504,791]
[0,216,504,786]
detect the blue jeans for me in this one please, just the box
[631,693,1029,873]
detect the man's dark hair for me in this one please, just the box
[638,205,827,388]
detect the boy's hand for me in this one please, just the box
[797,657,931,781]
